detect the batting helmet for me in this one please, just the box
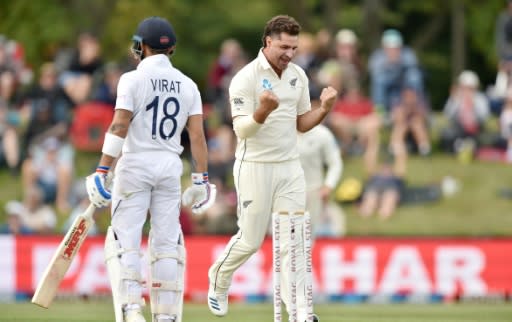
[132,16,176,59]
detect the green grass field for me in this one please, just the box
[2,301,512,322]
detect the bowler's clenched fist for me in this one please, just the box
[319,86,338,112]
[259,90,279,112]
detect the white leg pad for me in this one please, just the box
[149,234,186,322]
[105,226,145,322]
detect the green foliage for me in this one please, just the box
[0,0,506,107]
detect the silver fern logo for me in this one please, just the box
[262,79,272,90]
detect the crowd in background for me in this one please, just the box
[2,5,512,236]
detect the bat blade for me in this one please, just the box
[31,204,96,308]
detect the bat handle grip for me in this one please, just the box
[84,203,97,220]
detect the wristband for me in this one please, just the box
[96,165,110,174]
[102,132,125,158]
[191,172,208,184]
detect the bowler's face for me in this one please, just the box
[264,32,299,72]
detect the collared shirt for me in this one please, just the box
[115,54,202,154]
[230,49,311,162]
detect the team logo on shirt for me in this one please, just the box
[233,97,244,106]
[262,79,272,90]
[289,78,297,88]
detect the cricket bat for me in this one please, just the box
[31,203,96,308]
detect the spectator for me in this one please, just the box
[206,38,247,124]
[490,0,512,114]
[294,32,323,99]
[0,98,21,174]
[440,70,490,155]
[314,28,334,64]
[21,62,73,148]
[0,201,32,235]
[0,35,13,73]
[0,68,25,161]
[93,62,122,106]
[323,60,380,172]
[0,35,32,85]
[368,29,424,117]
[359,145,407,220]
[21,136,74,212]
[389,84,431,156]
[5,187,58,234]
[498,88,512,162]
[58,32,103,105]
[334,28,363,92]
[207,124,236,186]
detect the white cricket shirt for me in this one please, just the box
[115,54,202,155]
[298,124,343,190]
[230,49,311,162]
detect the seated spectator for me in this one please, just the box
[0,201,32,235]
[21,63,73,155]
[5,187,58,234]
[359,145,407,220]
[205,38,247,124]
[489,0,512,115]
[93,62,122,106]
[0,66,24,174]
[294,32,323,99]
[389,84,431,156]
[498,88,512,162]
[368,29,424,118]
[440,70,490,154]
[207,124,236,186]
[0,98,21,174]
[58,32,103,105]
[328,83,381,173]
[334,29,364,91]
[21,136,74,212]
[22,62,71,110]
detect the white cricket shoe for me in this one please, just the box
[207,285,228,316]
[124,307,146,322]
[154,314,177,322]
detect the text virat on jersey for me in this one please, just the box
[151,79,181,93]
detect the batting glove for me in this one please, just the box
[86,166,113,208]
[182,172,217,215]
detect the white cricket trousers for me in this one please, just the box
[110,151,183,306]
[208,158,310,320]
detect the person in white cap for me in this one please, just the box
[440,70,490,154]
[334,28,363,90]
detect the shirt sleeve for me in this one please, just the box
[189,83,203,116]
[230,72,256,118]
[297,68,311,115]
[115,73,136,112]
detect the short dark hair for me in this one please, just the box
[150,47,172,55]
[261,15,301,48]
